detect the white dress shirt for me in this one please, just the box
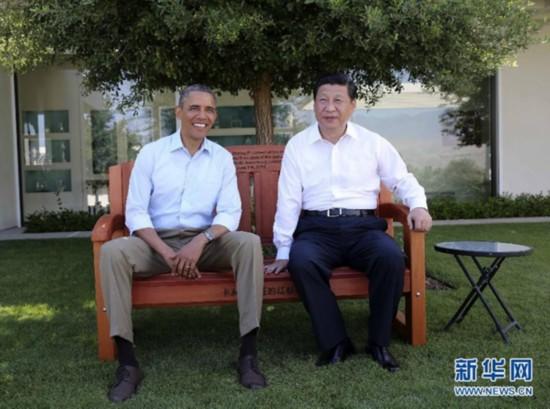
[273,122,427,260]
[125,130,241,235]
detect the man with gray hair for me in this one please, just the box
[100,84,267,402]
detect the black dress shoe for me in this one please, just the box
[108,365,144,402]
[316,339,356,367]
[365,345,400,372]
[238,355,268,389]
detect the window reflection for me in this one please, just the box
[278,80,492,201]
[125,108,153,161]
[81,80,491,203]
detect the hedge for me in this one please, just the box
[23,193,550,232]
[428,193,550,220]
[25,208,105,233]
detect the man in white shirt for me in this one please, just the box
[265,73,432,372]
[100,85,267,402]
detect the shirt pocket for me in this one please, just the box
[191,176,222,214]
[151,169,185,202]
[337,151,379,191]
[301,155,330,191]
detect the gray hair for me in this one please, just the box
[178,84,217,106]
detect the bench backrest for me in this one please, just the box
[108,145,393,244]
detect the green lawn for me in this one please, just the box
[1,223,548,408]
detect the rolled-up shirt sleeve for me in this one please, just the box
[377,138,428,210]
[125,145,155,235]
[212,154,242,231]
[273,144,303,260]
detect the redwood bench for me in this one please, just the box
[91,145,427,360]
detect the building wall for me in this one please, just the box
[498,16,550,195]
[0,70,20,229]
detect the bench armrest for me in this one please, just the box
[377,202,409,225]
[378,203,427,345]
[91,214,126,243]
[378,202,425,278]
[378,203,426,245]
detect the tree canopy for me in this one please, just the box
[0,0,539,143]
[0,1,53,71]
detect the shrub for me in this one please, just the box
[428,193,550,220]
[22,193,550,231]
[24,208,106,232]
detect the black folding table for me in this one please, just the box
[434,241,533,343]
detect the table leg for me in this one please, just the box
[456,257,504,321]
[473,258,522,333]
[444,255,516,343]
[444,255,490,328]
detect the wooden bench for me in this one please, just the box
[91,145,427,361]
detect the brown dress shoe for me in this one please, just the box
[238,355,267,389]
[108,365,144,402]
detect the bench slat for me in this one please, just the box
[132,268,411,306]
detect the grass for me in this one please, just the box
[0,222,549,408]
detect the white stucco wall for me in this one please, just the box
[498,18,550,195]
[0,70,20,229]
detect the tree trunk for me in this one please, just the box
[250,72,273,145]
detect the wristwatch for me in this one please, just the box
[203,229,214,242]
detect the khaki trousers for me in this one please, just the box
[99,229,264,343]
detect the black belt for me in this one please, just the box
[302,208,376,218]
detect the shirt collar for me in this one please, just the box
[346,122,359,140]
[168,130,212,155]
[307,121,358,144]
[168,131,183,152]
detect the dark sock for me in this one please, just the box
[114,336,139,368]
[239,328,258,358]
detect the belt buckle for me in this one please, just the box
[326,208,342,217]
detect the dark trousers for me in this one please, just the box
[288,215,405,351]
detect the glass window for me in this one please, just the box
[81,88,177,210]
[279,79,492,201]
[20,110,73,201]
[356,80,492,201]
[17,68,493,217]
[159,107,177,137]
[125,108,153,161]
[214,106,255,128]
[91,110,117,174]
[24,169,71,193]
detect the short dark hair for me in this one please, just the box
[313,73,357,100]
[178,84,217,106]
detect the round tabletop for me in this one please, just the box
[434,241,533,257]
